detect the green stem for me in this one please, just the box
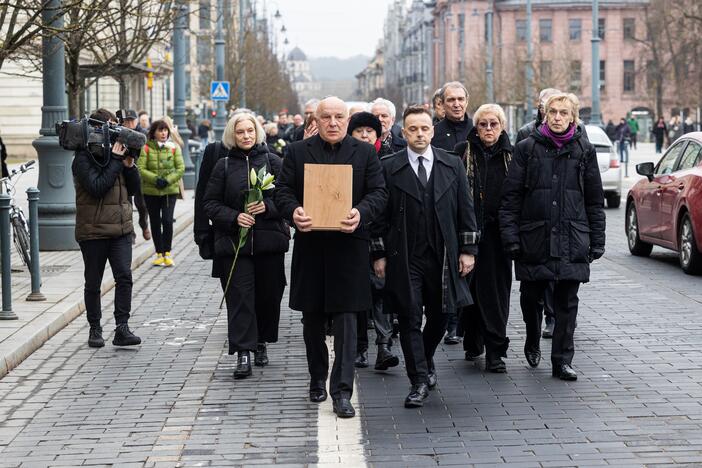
[219,231,248,309]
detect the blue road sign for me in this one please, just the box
[210,81,230,101]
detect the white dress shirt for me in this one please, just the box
[407,145,434,180]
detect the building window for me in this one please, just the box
[623,60,635,92]
[569,18,582,41]
[516,19,527,42]
[540,60,552,81]
[598,18,605,40]
[199,0,211,30]
[539,19,552,42]
[623,18,635,40]
[599,60,605,92]
[197,36,211,65]
[569,60,581,93]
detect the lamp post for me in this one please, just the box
[525,0,534,121]
[590,0,603,127]
[486,3,494,103]
[213,0,226,141]
[31,0,78,250]
[172,0,194,189]
[238,0,247,108]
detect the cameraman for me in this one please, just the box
[72,108,142,348]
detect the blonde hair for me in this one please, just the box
[543,93,581,124]
[473,104,507,129]
[222,113,266,149]
[160,115,184,148]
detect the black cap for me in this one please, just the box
[347,112,382,140]
[116,109,138,123]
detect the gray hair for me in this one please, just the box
[440,81,469,100]
[473,104,507,129]
[370,98,396,120]
[304,99,320,109]
[432,88,443,104]
[538,88,561,105]
[222,112,266,149]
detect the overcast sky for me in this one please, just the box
[260,0,401,59]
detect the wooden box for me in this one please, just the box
[303,163,353,231]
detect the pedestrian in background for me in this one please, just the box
[198,119,212,148]
[117,109,150,242]
[616,118,631,165]
[652,116,667,153]
[684,117,695,134]
[372,105,477,408]
[138,111,150,134]
[346,111,399,372]
[138,119,185,267]
[454,104,513,372]
[500,93,605,381]
[431,88,444,126]
[203,113,288,379]
[627,115,639,150]
[605,120,616,143]
[370,98,407,157]
[275,97,387,419]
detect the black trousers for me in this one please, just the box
[79,234,132,327]
[520,280,580,365]
[303,311,357,400]
[461,224,512,358]
[399,250,447,386]
[219,253,286,354]
[144,194,177,254]
[357,272,392,351]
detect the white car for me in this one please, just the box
[585,124,623,208]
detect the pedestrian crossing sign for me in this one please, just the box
[210,81,230,101]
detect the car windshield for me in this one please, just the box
[585,125,611,147]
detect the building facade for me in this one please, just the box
[355,47,385,102]
[286,47,322,110]
[399,0,435,106]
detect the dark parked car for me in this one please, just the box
[626,132,702,274]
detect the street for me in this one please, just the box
[1,143,702,467]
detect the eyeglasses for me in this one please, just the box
[478,121,500,130]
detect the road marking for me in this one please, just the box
[316,336,367,467]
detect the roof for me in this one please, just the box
[288,47,307,61]
[496,0,648,6]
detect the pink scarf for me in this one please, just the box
[540,123,576,149]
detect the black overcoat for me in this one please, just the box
[371,147,479,316]
[274,134,388,315]
[431,114,474,151]
[499,126,605,283]
[194,141,227,276]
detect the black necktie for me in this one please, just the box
[417,156,428,187]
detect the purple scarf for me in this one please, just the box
[540,123,576,149]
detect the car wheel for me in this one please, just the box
[678,213,702,275]
[606,193,621,208]
[626,202,653,257]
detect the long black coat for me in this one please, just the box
[275,134,388,315]
[499,126,605,283]
[431,114,474,151]
[203,144,289,276]
[372,147,478,316]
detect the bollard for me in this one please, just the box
[0,194,17,319]
[26,188,46,302]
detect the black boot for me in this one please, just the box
[374,344,399,370]
[234,351,252,379]
[254,343,269,367]
[112,324,141,346]
[88,326,104,348]
[354,350,369,368]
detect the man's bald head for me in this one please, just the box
[316,97,349,144]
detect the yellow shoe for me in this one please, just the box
[163,251,174,267]
[152,253,165,266]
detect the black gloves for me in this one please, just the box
[155,177,168,189]
[588,248,605,263]
[506,244,521,260]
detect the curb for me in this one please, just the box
[0,211,195,379]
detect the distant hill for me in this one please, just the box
[309,55,371,81]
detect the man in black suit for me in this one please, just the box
[431,81,474,153]
[372,106,478,408]
[275,97,388,419]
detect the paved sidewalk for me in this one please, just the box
[0,160,195,378]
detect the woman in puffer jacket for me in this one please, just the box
[138,119,185,267]
[203,112,289,379]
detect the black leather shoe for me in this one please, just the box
[542,320,554,339]
[427,371,438,389]
[254,343,268,367]
[485,356,507,373]
[309,381,327,402]
[374,344,399,370]
[524,345,541,368]
[444,328,460,345]
[465,351,482,361]
[404,383,430,408]
[88,326,104,348]
[553,363,578,381]
[234,351,252,379]
[354,350,369,368]
[112,324,141,346]
[332,398,355,418]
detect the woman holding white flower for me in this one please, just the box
[203,113,289,379]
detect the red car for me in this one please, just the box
[626,132,702,274]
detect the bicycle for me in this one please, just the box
[0,160,35,269]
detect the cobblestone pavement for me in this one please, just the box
[2,173,702,466]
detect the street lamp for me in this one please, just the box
[590,0,604,126]
[213,0,226,141]
[486,4,494,103]
[525,0,534,120]
[172,0,194,189]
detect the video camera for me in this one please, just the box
[56,116,147,160]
